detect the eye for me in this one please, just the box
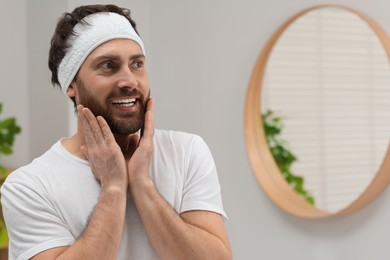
[131,59,144,69]
[99,61,116,70]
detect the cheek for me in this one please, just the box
[141,76,150,92]
[79,81,106,98]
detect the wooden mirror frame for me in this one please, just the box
[244,4,390,219]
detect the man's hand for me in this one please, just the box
[126,98,155,187]
[77,104,128,191]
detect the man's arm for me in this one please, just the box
[131,181,232,260]
[128,99,232,259]
[32,188,127,260]
[32,105,128,259]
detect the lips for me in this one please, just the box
[111,98,137,107]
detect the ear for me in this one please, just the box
[67,81,76,98]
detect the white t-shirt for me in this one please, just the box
[1,129,226,260]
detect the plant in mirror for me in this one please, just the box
[262,110,315,206]
[245,4,390,218]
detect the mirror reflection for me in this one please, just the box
[261,6,390,212]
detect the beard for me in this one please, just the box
[76,78,150,135]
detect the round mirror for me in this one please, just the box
[245,4,390,218]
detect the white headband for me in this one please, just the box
[57,12,145,94]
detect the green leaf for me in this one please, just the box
[0,145,12,155]
[0,165,6,176]
[306,196,315,205]
[262,110,316,206]
[0,118,15,129]
[0,102,22,176]
[0,220,8,247]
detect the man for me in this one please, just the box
[1,4,231,260]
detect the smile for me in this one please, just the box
[112,98,136,107]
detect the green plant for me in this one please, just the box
[262,110,315,205]
[0,102,21,247]
[0,103,21,176]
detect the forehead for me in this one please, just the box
[86,38,143,60]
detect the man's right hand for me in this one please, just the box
[77,104,128,191]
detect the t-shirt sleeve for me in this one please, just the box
[1,181,74,260]
[180,135,228,218]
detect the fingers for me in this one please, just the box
[126,100,154,184]
[97,116,115,143]
[143,98,155,140]
[77,105,104,145]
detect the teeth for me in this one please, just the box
[112,98,136,105]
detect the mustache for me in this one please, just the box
[108,88,145,99]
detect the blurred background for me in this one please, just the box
[1,0,390,259]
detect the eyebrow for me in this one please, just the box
[93,53,145,64]
[129,54,146,60]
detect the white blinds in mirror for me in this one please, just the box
[262,8,390,212]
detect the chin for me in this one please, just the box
[110,122,143,135]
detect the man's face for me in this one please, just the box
[69,39,150,135]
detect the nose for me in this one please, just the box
[117,65,138,89]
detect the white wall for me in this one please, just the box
[2,0,390,259]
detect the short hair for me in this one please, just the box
[48,4,139,90]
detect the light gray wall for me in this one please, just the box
[2,0,390,259]
[0,1,29,168]
[27,1,69,159]
[1,0,69,167]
